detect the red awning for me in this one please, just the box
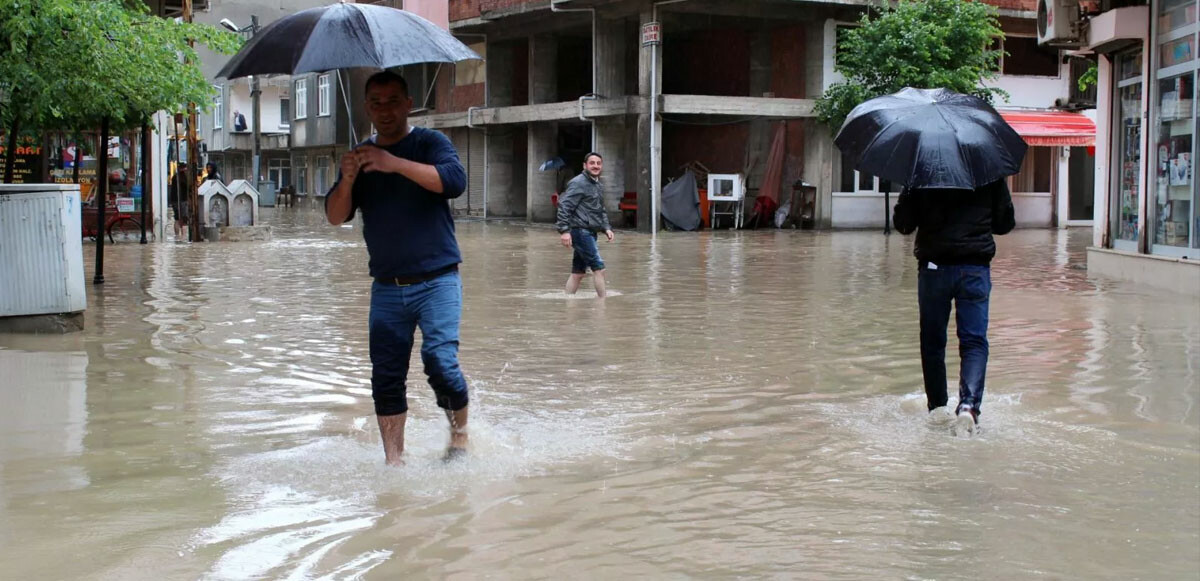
[999,110,1096,147]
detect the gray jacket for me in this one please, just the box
[556,172,611,233]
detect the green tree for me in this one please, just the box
[815,0,1006,133]
[1,0,239,180]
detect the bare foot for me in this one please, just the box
[377,413,407,466]
[443,446,468,463]
[445,406,469,450]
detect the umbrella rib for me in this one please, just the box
[856,108,923,178]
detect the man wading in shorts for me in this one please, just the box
[556,152,615,298]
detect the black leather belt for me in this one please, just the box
[375,264,458,286]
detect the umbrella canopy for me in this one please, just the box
[217,3,481,79]
[834,87,1027,190]
[539,157,566,172]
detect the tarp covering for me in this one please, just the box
[662,170,702,231]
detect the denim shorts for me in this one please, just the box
[570,228,606,274]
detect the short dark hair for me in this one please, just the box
[584,152,603,163]
[365,71,409,96]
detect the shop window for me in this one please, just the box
[1010,146,1053,192]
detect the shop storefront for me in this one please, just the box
[1089,0,1200,292]
[1149,0,1199,254]
[2,130,149,207]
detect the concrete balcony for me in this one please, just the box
[226,131,290,151]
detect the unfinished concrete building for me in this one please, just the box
[414,0,1087,232]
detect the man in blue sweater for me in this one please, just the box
[326,71,469,465]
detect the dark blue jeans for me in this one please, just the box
[918,263,991,416]
[368,271,469,416]
[570,228,606,274]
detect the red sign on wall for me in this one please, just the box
[642,22,661,46]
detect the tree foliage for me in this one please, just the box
[815,0,1007,134]
[0,0,240,133]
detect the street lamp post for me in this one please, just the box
[221,16,260,184]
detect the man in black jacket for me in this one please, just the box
[893,180,1016,435]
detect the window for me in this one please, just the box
[1008,146,1053,193]
[1113,50,1144,248]
[316,156,332,195]
[213,85,223,130]
[1151,0,1199,252]
[279,98,290,128]
[1001,36,1060,77]
[318,74,331,116]
[837,153,900,194]
[294,157,308,194]
[268,158,291,189]
[455,43,487,86]
[295,79,308,119]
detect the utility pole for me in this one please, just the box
[93,116,110,284]
[250,15,261,189]
[139,122,149,244]
[184,0,200,242]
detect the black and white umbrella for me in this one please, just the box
[216,2,480,80]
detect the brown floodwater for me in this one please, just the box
[1,209,1197,579]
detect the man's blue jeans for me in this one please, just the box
[368,271,469,416]
[918,263,991,416]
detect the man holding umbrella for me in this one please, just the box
[835,88,1023,436]
[894,180,1014,435]
[326,71,470,465]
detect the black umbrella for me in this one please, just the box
[834,87,1027,190]
[216,3,481,79]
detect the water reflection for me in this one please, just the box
[0,214,1196,579]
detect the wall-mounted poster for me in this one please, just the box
[1169,152,1191,187]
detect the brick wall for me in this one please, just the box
[984,0,1039,11]
[664,124,751,179]
[433,63,485,112]
[450,0,480,20]
[664,28,751,96]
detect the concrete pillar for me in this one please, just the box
[636,9,661,232]
[595,117,626,223]
[487,131,523,217]
[485,41,518,216]
[529,35,558,104]
[1055,146,1069,228]
[803,20,833,228]
[528,122,558,222]
[527,35,560,223]
[596,17,626,99]
[803,120,835,228]
[595,16,627,225]
[487,40,515,107]
[747,26,772,194]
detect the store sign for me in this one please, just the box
[642,22,661,46]
[116,197,135,213]
[0,137,44,184]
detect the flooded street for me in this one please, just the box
[1,209,1197,580]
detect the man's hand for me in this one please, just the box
[339,152,361,182]
[604,229,614,242]
[560,232,572,248]
[357,145,403,174]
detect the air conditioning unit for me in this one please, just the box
[1038,0,1082,46]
